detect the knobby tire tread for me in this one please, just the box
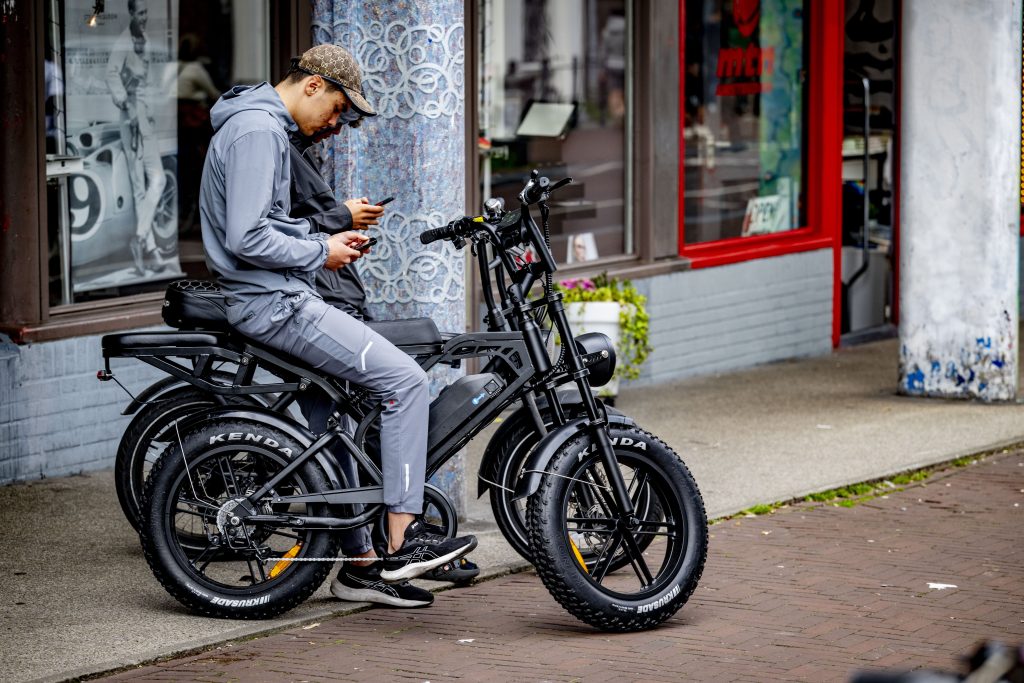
[526,427,707,632]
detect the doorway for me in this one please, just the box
[840,0,899,343]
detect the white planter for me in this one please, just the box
[563,301,622,398]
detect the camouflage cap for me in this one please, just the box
[295,44,376,117]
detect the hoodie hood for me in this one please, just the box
[210,82,297,134]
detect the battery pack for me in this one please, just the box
[427,373,504,452]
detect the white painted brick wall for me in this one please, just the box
[0,332,167,484]
[627,250,834,385]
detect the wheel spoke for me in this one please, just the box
[178,496,221,513]
[245,559,259,584]
[630,471,650,507]
[192,545,221,572]
[174,505,214,520]
[218,456,241,497]
[619,530,655,586]
[565,515,615,526]
[582,468,617,518]
[590,532,623,584]
[566,525,615,535]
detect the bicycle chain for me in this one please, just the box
[263,556,383,562]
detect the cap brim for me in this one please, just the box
[342,86,376,117]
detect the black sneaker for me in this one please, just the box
[330,562,434,608]
[380,519,478,583]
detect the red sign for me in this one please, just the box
[716,0,773,96]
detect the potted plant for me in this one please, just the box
[555,273,652,400]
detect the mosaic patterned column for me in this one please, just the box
[311,1,468,509]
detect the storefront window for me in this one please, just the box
[479,0,631,266]
[683,0,808,245]
[44,0,270,306]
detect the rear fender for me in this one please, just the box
[174,406,345,490]
[122,375,186,415]
[511,412,636,501]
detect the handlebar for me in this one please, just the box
[419,216,476,245]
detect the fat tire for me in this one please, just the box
[486,410,549,561]
[141,418,341,619]
[526,426,707,632]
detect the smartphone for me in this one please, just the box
[375,196,395,207]
[356,236,378,252]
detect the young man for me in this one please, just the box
[199,44,476,591]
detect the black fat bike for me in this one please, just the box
[99,172,708,631]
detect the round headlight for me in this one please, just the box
[574,332,617,387]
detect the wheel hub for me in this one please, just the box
[215,498,254,543]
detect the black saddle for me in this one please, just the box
[161,280,443,352]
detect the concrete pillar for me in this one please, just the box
[898,0,1021,400]
[311,1,468,509]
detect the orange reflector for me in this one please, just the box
[568,536,589,574]
[269,543,301,578]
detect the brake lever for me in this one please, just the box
[550,177,573,192]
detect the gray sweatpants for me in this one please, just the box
[229,289,429,517]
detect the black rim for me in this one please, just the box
[559,452,686,600]
[161,445,317,593]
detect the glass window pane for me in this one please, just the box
[44,0,269,306]
[479,0,631,266]
[683,0,808,245]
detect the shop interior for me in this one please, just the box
[841,0,898,341]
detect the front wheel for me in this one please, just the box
[527,427,707,632]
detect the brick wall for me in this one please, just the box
[0,332,166,484]
[629,249,834,384]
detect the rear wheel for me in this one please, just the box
[141,419,342,619]
[527,426,707,632]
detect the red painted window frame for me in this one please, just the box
[677,0,844,278]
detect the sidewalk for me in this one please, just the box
[101,450,1024,683]
[3,337,1024,682]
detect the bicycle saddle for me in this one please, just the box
[161,280,443,350]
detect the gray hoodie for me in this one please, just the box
[199,83,328,301]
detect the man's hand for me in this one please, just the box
[344,197,385,230]
[324,231,370,270]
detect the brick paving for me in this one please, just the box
[103,453,1024,683]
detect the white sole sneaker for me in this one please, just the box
[329,578,433,608]
[379,537,478,584]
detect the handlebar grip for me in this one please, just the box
[419,225,451,245]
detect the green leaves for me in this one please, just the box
[556,272,652,380]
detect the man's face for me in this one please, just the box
[295,78,351,136]
[130,3,149,33]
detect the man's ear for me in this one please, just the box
[306,75,323,96]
